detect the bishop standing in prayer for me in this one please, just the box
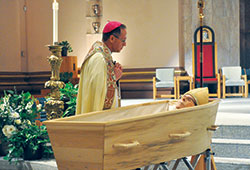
[76,21,127,114]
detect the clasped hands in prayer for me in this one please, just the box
[114,62,123,81]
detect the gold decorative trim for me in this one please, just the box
[196,27,212,43]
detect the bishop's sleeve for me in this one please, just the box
[76,52,107,114]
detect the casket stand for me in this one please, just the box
[44,99,220,170]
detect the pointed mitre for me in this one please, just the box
[184,87,209,105]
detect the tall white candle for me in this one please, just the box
[52,0,59,44]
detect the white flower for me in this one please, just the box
[24,120,32,125]
[3,96,9,104]
[36,104,42,110]
[25,101,33,110]
[11,111,20,118]
[0,104,4,111]
[14,119,21,125]
[27,120,31,125]
[2,125,17,138]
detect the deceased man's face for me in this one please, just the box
[176,94,196,109]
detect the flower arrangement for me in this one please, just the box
[0,90,39,142]
[5,125,52,162]
[0,90,52,162]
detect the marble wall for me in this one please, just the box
[180,0,240,75]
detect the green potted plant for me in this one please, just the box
[60,82,78,117]
[58,40,73,56]
[59,72,73,84]
[58,41,78,79]
[5,125,52,162]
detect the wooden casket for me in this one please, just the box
[44,99,220,170]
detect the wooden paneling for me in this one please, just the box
[0,67,185,98]
[0,72,50,96]
[119,67,186,99]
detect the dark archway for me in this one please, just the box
[240,0,250,68]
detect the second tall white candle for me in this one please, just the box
[52,0,59,44]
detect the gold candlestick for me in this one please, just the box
[44,44,65,120]
[198,0,205,21]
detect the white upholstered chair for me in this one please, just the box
[153,68,177,99]
[222,66,248,98]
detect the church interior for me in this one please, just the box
[0,0,250,170]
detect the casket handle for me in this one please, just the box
[113,141,140,150]
[207,125,219,131]
[169,131,191,139]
